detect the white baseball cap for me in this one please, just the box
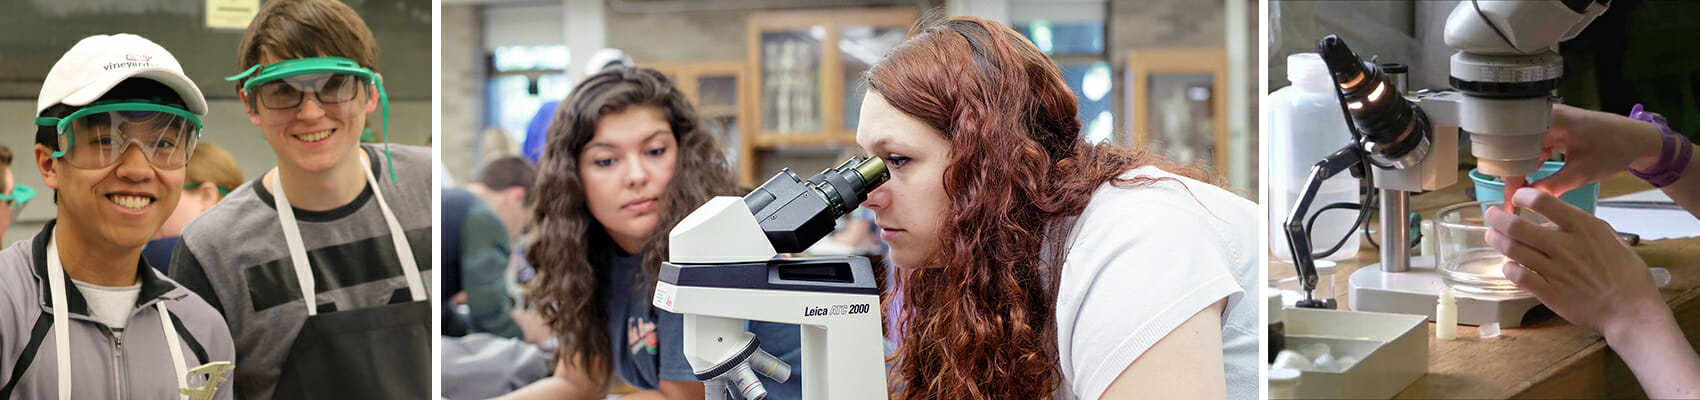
[36,33,207,116]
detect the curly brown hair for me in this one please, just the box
[869,16,1210,399]
[524,67,738,393]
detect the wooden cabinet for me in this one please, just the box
[642,61,747,176]
[739,8,918,185]
[1125,48,1231,181]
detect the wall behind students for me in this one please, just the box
[1268,1,1435,91]
[442,3,485,185]
[0,0,431,100]
[443,0,1256,195]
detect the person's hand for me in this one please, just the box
[1485,188,1667,339]
[1531,104,1666,195]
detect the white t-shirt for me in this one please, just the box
[72,279,143,331]
[1054,166,1259,400]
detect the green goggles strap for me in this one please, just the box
[33,99,204,159]
[0,184,35,204]
[228,57,376,92]
[228,57,395,182]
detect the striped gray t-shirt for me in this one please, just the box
[169,143,433,400]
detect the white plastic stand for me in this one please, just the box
[1348,256,1543,328]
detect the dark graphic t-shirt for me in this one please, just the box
[603,248,804,398]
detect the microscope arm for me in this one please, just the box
[1444,0,1608,56]
[1284,143,1364,309]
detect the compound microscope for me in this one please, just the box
[654,156,890,399]
[1284,0,1608,327]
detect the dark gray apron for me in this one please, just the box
[267,160,429,399]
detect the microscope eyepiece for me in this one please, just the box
[853,157,888,193]
[820,156,888,214]
[743,156,890,253]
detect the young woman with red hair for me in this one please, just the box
[861,16,1258,399]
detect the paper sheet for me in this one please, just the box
[1595,189,1700,241]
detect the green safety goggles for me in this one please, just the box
[184,182,232,196]
[34,99,203,170]
[228,57,395,181]
[0,184,34,214]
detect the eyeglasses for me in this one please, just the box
[252,73,366,110]
[0,184,36,214]
[34,100,202,170]
[231,57,380,112]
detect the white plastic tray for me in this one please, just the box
[1280,307,1428,399]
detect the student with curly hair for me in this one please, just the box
[862,16,1259,399]
[500,67,802,399]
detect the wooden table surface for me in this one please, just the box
[1269,170,1700,398]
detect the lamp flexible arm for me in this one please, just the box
[1284,143,1363,308]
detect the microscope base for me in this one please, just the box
[1348,256,1543,328]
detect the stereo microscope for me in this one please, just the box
[1284,0,1608,327]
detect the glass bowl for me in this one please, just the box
[1435,201,1547,294]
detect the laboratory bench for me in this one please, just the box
[1269,170,1700,398]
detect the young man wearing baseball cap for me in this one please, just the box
[0,33,236,399]
[167,0,432,398]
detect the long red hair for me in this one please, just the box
[868,16,1209,399]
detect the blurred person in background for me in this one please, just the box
[144,141,241,273]
[465,156,542,313]
[0,145,34,241]
[467,156,535,260]
[445,156,548,344]
[442,188,521,337]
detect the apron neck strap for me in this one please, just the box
[158,302,188,400]
[46,234,70,400]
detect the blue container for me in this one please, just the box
[1469,161,1600,214]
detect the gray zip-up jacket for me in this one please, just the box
[0,220,236,399]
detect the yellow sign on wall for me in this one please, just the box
[206,0,259,30]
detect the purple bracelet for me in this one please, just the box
[1628,104,1693,188]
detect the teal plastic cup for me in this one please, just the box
[1469,161,1600,214]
